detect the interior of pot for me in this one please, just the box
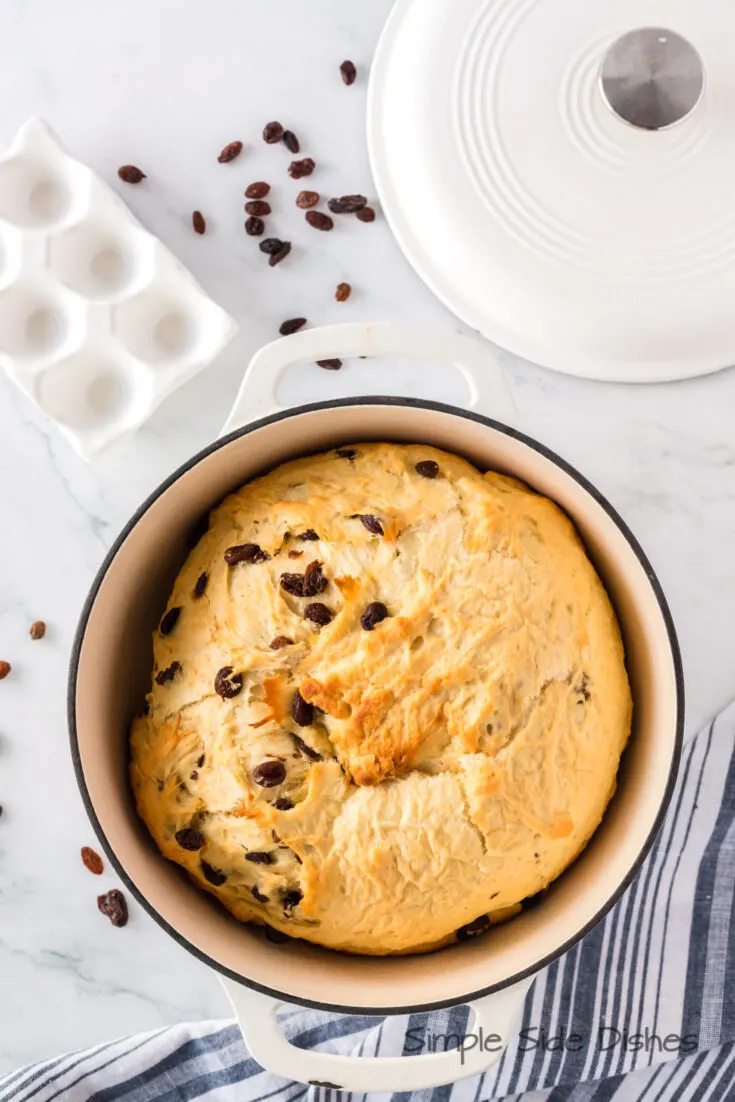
[71,401,682,1012]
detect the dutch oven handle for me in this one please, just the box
[222,977,533,1091]
[220,321,518,434]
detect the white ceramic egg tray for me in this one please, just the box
[0,118,237,459]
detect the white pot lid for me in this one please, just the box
[368,0,735,382]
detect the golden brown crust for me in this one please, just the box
[129,443,632,955]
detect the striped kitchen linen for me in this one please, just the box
[4,699,735,1102]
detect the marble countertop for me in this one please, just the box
[2,0,735,1077]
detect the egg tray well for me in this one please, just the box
[0,118,237,459]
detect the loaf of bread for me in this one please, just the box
[130,442,631,954]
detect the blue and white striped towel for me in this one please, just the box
[5,700,735,1102]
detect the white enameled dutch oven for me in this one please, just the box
[69,323,683,1093]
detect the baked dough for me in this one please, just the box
[130,443,631,955]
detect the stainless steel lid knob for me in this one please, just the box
[600,28,705,130]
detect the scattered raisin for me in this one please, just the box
[29,620,46,640]
[269,241,292,266]
[218,141,243,163]
[296,190,319,209]
[340,60,357,85]
[280,573,305,597]
[279,317,307,336]
[328,195,367,214]
[273,797,294,811]
[292,690,314,727]
[263,121,284,144]
[192,211,206,235]
[288,550,303,560]
[270,635,294,650]
[155,661,181,685]
[283,889,303,913]
[415,460,439,479]
[246,216,265,236]
[336,448,356,459]
[201,861,227,886]
[283,130,300,153]
[194,572,208,598]
[160,607,181,635]
[335,282,352,302]
[197,754,206,768]
[289,158,315,179]
[190,770,199,780]
[456,915,491,941]
[225,543,269,565]
[361,602,389,631]
[175,827,205,851]
[98,889,128,927]
[214,666,244,699]
[253,760,287,787]
[252,885,270,903]
[305,603,332,627]
[358,514,384,535]
[292,733,323,761]
[300,529,319,540]
[357,206,376,223]
[246,181,271,199]
[246,851,274,865]
[317,359,342,370]
[303,560,328,596]
[265,924,289,943]
[118,165,146,184]
[245,199,271,217]
[575,675,591,702]
[305,210,333,231]
[81,846,104,875]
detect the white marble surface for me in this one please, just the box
[1,0,735,1077]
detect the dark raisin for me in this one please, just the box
[456,915,491,941]
[283,130,300,153]
[270,635,294,650]
[359,514,384,535]
[305,603,332,627]
[328,195,367,214]
[175,827,205,851]
[289,158,315,179]
[269,241,292,267]
[197,754,206,768]
[81,846,103,875]
[335,282,352,302]
[253,760,287,787]
[97,889,128,927]
[415,460,439,479]
[283,889,303,913]
[218,141,243,163]
[245,199,272,217]
[160,607,181,635]
[187,513,209,548]
[336,448,356,459]
[263,121,284,143]
[303,560,328,596]
[340,60,357,85]
[190,770,199,780]
[300,529,319,540]
[252,885,270,903]
[292,733,323,761]
[260,237,286,255]
[272,830,281,843]
[192,210,206,235]
[214,666,244,698]
[30,620,46,640]
[292,690,314,727]
[317,359,342,370]
[296,190,319,209]
[357,206,376,223]
[523,890,546,910]
[155,661,181,685]
[279,317,307,336]
[194,572,208,598]
[246,181,271,199]
[273,797,294,810]
[201,861,227,886]
[288,550,303,559]
[246,851,274,865]
[575,675,591,702]
[265,925,290,943]
[225,543,269,565]
[246,216,265,236]
[118,165,146,183]
[280,572,305,597]
[141,701,150,716]
[361,602,389,631]
[305,210,333,231]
